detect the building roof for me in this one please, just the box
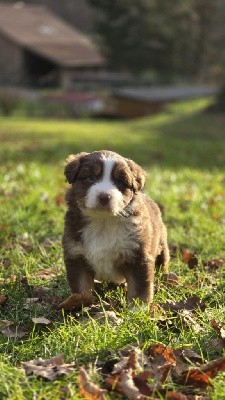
[113,86,218,102]
[0,2,104,68]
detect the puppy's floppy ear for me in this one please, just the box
[126,158,146,193]
[64,152,89,183]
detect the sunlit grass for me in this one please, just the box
[0,98,224,399]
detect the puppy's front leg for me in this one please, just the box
[65,257,94,294]
[124,256,155,304]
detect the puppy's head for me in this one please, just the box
[65,150,146,216]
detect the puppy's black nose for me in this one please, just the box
[98,192,111,206]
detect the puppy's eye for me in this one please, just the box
[117,179,132,190]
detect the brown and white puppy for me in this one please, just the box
[62,150,169,304]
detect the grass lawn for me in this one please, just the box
[0,98,225,399]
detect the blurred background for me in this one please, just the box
[0,0,225,118]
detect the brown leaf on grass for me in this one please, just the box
[110,368,165,398]
[181,249,198,269]
[1,324,28,338]
[78,366,106,400]
[174,356,225,390]
[23,298,40,310]
[113,345,174,389]
[147,344,176,365]
[106,350,154,397]
[118,369,143,399]
[162,272,180,287]
[57,292,93,311]
[162,295,205,313]
[175,368,211,390]
[133,371,164,397]
[113,350,144,375]
[179,310,202,333]
[204,258,224,272]
[104,344,225,398]
[200,355,225,377]
[174,348,204,364]
[147,344,176,383]
[22,355,75,381]
[211,319,225,341]
[32,317,51,325]
[0,295,7,305]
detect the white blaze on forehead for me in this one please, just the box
[97,156,116,189]
[85,155,124,214]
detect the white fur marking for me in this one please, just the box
[81,216,140,283]
[85,156,124,215]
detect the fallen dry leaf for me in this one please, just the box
[147,344,176,383]
[162,295,205,313]
[1,324,28,338]
[78,366,106,400]
[22,355,75,381]
[174,356,225,389]
[162,272,180,287]
[200,355,225,375]
[113,350,144,375]
[204,258,224,272]
[0,295,7,305]
[147,343,176,365]
[133,371,162,397]
[57,292,93,311]
[118,369,142,399]
[23,298,40,310]
[103,343,225,398]
[181,249,198,269]
[211,320,225,336]
[174,348,204,364]
[179,310,202,333]
[32,317,51,325]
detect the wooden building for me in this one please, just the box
[112,86,218,118]
[0,2,104,87]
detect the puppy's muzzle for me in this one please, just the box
[98,192,111,207]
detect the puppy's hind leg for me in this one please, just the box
[155,225,170,274]
[124,256,155,305]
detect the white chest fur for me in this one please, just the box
[81,216,140,283]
